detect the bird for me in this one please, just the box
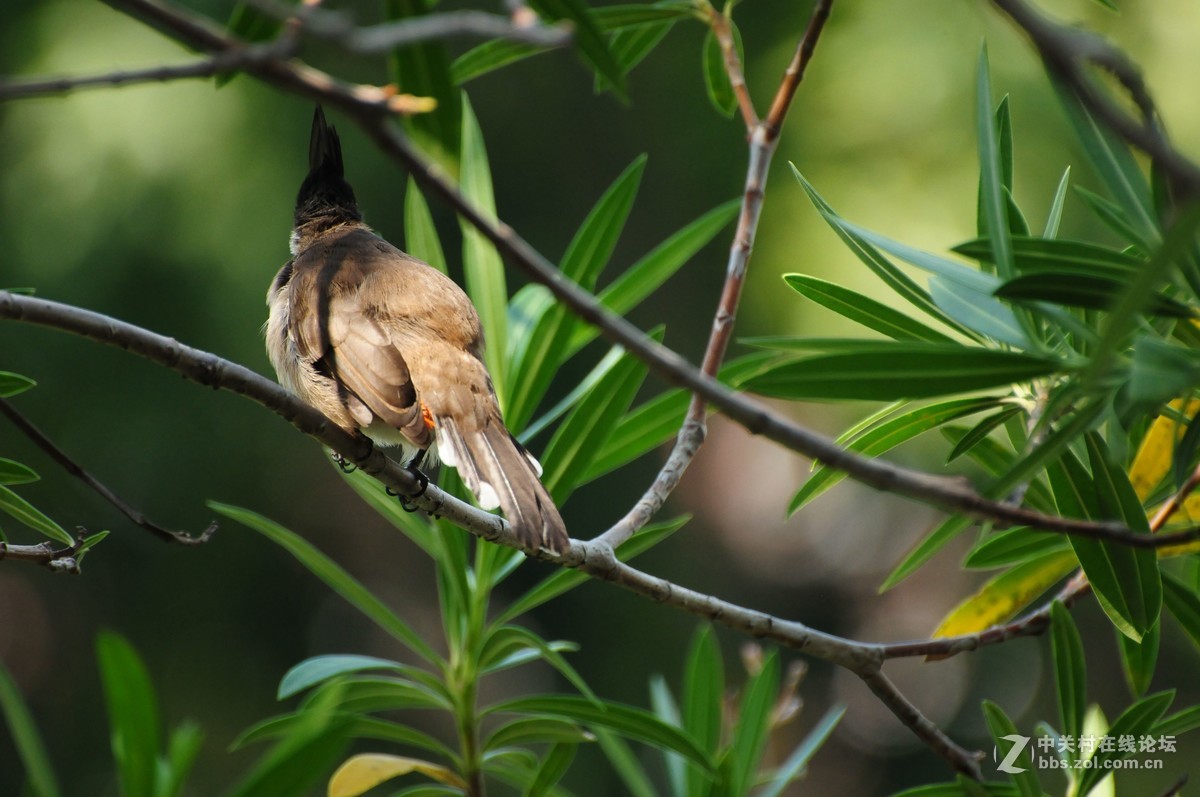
[265,106,569,555]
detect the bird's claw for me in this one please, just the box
[398,467,429,513]
[332,452,358,474]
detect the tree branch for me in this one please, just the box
[0,534,94,574]
[0,398,216,545]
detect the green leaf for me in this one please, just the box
[996,274,1192,318]
[521,343,626,442]
[702,23,740,118]
[964,528,1070,569]
[496,515,688,623]
[883,516,973,592]
[598,20,674,92]
[929,276,1029,349]
[507,156,647,430]
[481,626,597,702]
[0,458,38,485]
[339,466,438,557]
[1044,168,1072,239]
[524,742,576,797]
[301,676,451,714]
[1162,572,1200,652]
[1077,691,1175,797]
[648,675,684,796]
[782,274,956,342]
[540,330,658,502]
[981,701,1040,797]
[583,352,775,483]
[452,40,544,84]
[0,485,73,544]
[238,713,455,764]
[683,626,722,797]
[387,0,461,162]
[459,96,509,407]
[976,53,1016,281]
[527,0,626,96]
[1153,704,1200,737]
[1129,337,1200,406]
[755,704,844,797]
[595,729,659,797]
[891,783,1020,797]
[790,396,1001,513]
[931,550,1077,637]
[404,179,446,274]
[160,720,204,797]
[1075,187,1153,251]
[97,632,160,797]
[209,502,441,665]
[0,658,61,797]
[724,651,779,797]
[485,695,711,771]
[567,199,740,356]
[278,655,425,700]
[485,717,591,751]
[0,371,36,397]
[954,236,1142,278]
[745,343,1060,401]
[1119,619,1159,697]
[947,407,1024,464]
[1052,77,1158,245]
[791,166,976,338]
[1050,602,1086,746]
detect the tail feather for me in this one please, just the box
[436,415,568,554]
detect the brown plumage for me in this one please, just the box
[266,107,569,554]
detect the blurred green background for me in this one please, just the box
[3,0,1200,794]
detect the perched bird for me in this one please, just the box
[266,107,569,554]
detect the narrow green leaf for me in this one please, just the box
[928,276,1030,349]
[1050,602,1086,745]
[1162,572,1200,652]
[702,25,739,118]
[340,466,438,557]
[1052,77,1158,245]
[595,729,659,797]
[791,166,975,338]
[683,626,722,797]
[977,53,1016,280]
[598,21,674,92]
[507,156,647,430]
[527,0,626,96]
[404,179,446,274]
[0,458,39,485]
[482,626,597,703]
[540,330,658,502]
[387,0,461,162]
[299,676,451,715]
[459,96,509,406]
[97,632,160,797]
[725,651,779,797]
[0,372,36,396]
[278,655,424,700]
[981,701,1041,797]
[160,721,204,797]
[238,712,455,763]
[567,199,740,356]
[648,675,685,797]
[882,516,973,592]
[996,274,1192,318]
[790,397,1001,513]
[1119,619,1159,697]
[485,717,591,751]
[210,502,441,665]
[954,236,1142,277]
[947,407,1023,464]
[1043,167,1072,239]
[452,40,544,84]
[1129,337,1200,407]
[524,742,576,797]
[1153,704,1200,737]
[891,783,1020,797]
[496,516,689,623]
[521,343,626,442]
[964,528,1070,569]
[486,695,711,771]
[0,659,61,797]
[782,274,956,343]
[745,343,1060,401]
[0,485,73,545]
[1075,187,1154,251]
[755,705,845,797]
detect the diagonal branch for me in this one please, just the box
[0,399,216,544]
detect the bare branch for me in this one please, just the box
[247,0,571,52]
[0,534,91,574]
[0,398,216,545]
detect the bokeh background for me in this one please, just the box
[3,0,1200,794]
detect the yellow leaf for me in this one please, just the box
[328,754,466,797]
[932,550,1077,638]
[1128,398,1200,499]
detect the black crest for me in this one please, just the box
[295,107,361,226]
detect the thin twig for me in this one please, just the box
[0,399,216,545]
[598,1,833,550]
[709,8,758,129]
[0,534,89,574]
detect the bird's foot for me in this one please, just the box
[398,465,429,513]
[332,451,357,473]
